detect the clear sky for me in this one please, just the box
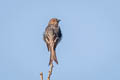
[0,0,120,80]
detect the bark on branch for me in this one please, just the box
[40,72,43,80]
[40,63,54,80]
[47,63,53,80]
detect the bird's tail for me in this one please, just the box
[49,46,58,65]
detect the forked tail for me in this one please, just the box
[49,47,58,65]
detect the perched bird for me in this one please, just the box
[43,18,62,65]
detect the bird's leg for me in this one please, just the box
[54,37,58,43]
[46,38,50,44]
[46,35,51,44]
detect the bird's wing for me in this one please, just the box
[54,27,62,50]
[43,28,50,51]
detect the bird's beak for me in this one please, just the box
[57,19,61,22]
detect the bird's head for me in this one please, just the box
[48,18,61,26]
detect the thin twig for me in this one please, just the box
[40,72,43,80]
[47,63,53,80]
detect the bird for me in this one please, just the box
[43,18,62,65]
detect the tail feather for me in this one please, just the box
[49,47,58,65]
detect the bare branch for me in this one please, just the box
[40,72,43,80]
[47,63,53,80]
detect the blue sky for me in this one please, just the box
[0,0,120,80]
